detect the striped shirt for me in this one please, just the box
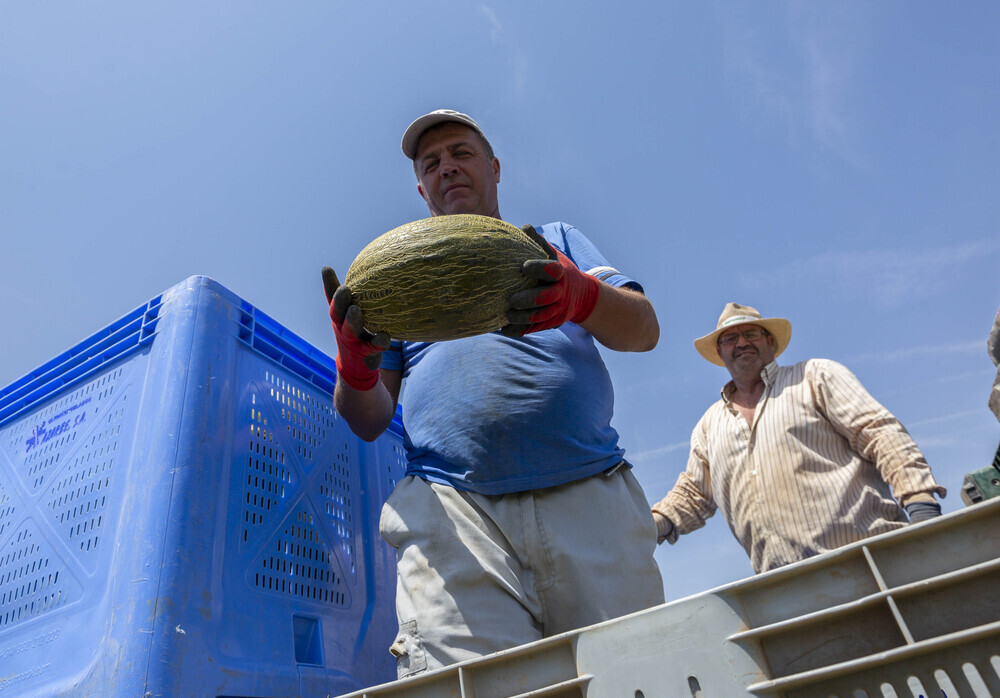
[652,359,946,573]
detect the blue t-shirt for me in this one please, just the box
[380,221,641,495]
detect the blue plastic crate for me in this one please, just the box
[0,276,405,696]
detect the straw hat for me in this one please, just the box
[694,303,792,367]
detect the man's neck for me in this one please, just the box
[728,371,766,408]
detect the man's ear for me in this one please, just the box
[492,157,501,183]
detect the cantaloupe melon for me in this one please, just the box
[344,214,547,341]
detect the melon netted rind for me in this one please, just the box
[344,214,547,342]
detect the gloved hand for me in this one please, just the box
[502,224,600,337]
[322,267,390,391]
[905,500,942,523]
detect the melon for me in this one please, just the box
[343,214,548,342]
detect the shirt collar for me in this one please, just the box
[761,360,780,385]
[721,360,780,403]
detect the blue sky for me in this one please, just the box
[2,2,998,602]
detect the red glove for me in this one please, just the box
[322,267,389,391]
[503,225,600,336]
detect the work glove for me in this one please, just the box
[905,500,942,523]
[322,267,390,391]
[502,224,600,337]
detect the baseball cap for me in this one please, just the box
[401,109,490,160]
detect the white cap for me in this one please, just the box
[401,109,490,159]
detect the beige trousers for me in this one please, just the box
[378,466,665,677]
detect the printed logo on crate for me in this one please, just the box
[23,397,91,456]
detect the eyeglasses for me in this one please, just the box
[717,328,769,346]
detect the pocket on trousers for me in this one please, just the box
[378,501,398,548]
[389,619,427,678]
[379,478,410,549]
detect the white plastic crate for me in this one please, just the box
[338,497,1000,698]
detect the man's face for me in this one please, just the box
[717,324,776,377]
[413,122,501,218]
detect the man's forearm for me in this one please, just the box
[334,379,396,442]
[582,284,659,352]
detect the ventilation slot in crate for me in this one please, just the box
[0,524,80,631]
[318,444,354,576]
[243,394,293,545]
[253,509,349,607]
[0,481,14,541]
[45,389,129,563]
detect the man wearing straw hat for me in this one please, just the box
[651,303,947,573]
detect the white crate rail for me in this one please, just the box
[340,497,1000,698]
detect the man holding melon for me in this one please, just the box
[323,109,664,677]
